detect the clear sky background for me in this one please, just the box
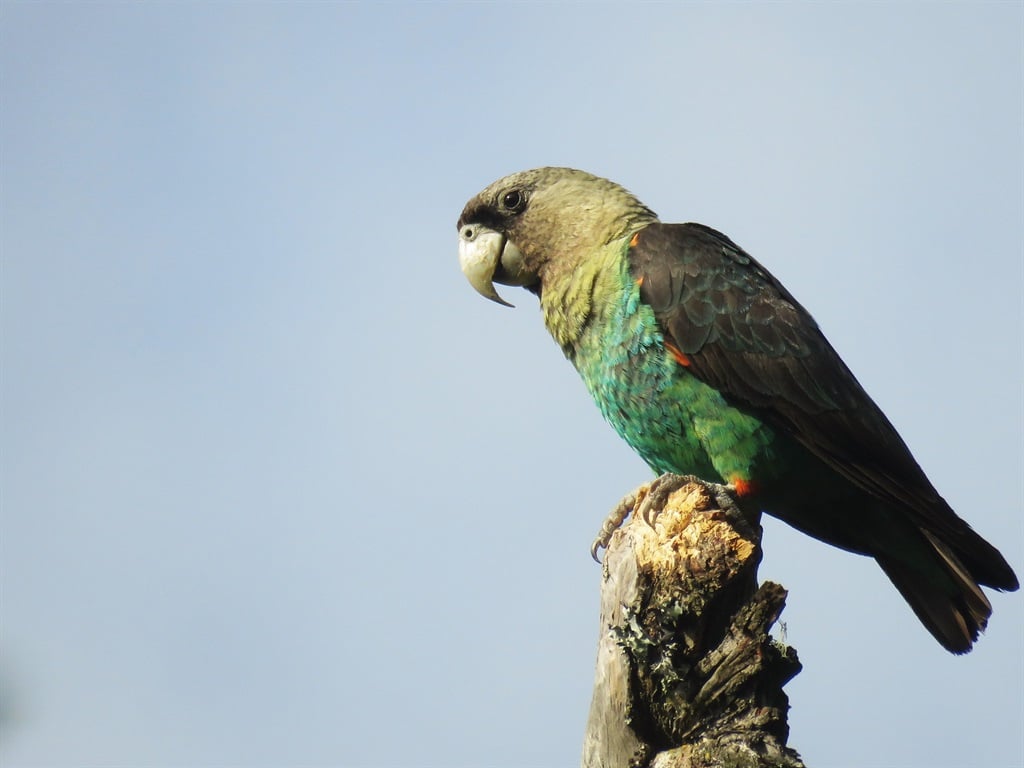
[1,3,1021,767]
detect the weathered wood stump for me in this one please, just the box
[582,476,804,768]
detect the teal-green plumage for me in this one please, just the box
[457,166,1018,653]
[568,245,773,484]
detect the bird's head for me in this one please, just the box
[457,167,657,306]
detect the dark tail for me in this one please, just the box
[877,529,1017,654]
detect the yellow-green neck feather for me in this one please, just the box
[540,235,634,355]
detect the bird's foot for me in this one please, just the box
[636,473,705,527]
[590,487,640,562]
[590,474,704,562]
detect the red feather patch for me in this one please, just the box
[731,477,758,497]
[664,341,691,367]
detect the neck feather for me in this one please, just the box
[540,235,633,355]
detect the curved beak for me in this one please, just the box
[458,224,529,307]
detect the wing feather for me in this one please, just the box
[628,222,1014,589]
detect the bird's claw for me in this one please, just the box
[590,474,705,562]
[646,473,704,526]
[590,490,638,562]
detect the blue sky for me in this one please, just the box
[1,3,1021,766]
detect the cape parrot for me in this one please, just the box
[457,166,1018,654]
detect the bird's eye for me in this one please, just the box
[501,189,526,213]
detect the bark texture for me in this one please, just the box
[582,476,804,768]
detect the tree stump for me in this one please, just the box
[582,476,804,768]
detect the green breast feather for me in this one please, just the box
[557,240,776,485]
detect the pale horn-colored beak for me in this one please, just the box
[458,224,528,307]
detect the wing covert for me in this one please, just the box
[627,222,951,523]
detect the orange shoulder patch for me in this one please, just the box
[629,232,640,248]
[664,341,691,367]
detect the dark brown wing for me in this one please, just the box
[629,222,1016,590]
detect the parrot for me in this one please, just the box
[457,166,1018,654]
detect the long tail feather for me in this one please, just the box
[876,533,993,654]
